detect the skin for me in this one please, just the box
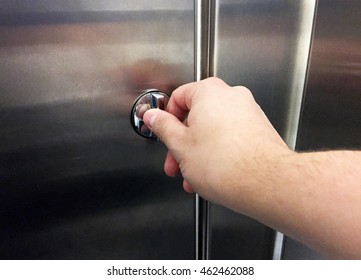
[143,77,361,259]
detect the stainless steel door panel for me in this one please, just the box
[284,0,361,260]
[0,1,192,14]
[0,1,194,259]
[4,0,356,261]
[209,0,315,259]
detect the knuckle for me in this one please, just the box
[234,86,254,100]
[204,76,224,85]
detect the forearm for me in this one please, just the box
[252,150,361,259]
[143,78,361,258]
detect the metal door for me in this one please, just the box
[2,0,359,260]
[207,0,316,259]
[283,0,361,259]
[0,0,195,259]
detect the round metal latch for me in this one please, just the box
[130,89,169,139]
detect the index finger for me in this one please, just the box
[166,81,197,122]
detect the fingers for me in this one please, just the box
[164,151,180,177]
[143,108,194,194]
[144,78,232,196]
[143,108,187,154]
[167,77,233,119]
[165,152,194,195]
[165,152,194,194]
[166,82,196,121]
[183,179,194,193]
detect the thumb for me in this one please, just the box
[143,109,186,150]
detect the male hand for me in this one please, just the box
[143,77,361,259]
[143,77,291,214]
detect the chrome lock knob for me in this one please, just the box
[130,89,169,139]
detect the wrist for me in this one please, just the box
[223,145,296,218]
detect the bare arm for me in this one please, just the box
[254,150,361,259]
[143,77,361,259]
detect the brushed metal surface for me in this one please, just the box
[284,0,361,260]
[0,0,194,259]
[3,0,356,261]
[195,0,212,260]
[209,0,315,259]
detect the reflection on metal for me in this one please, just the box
[284,0,361,260]
[195,0,212,260]
[273,0,317,260]
[130,90,169,139]
[210,0,317,260]
[272,232,285,260]
[0,0,192,14]
[195,0,214,80]
[283,0,317,148]
[2,0,357,260]
[0,0,194,259]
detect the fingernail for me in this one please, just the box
[148,112,158,128]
